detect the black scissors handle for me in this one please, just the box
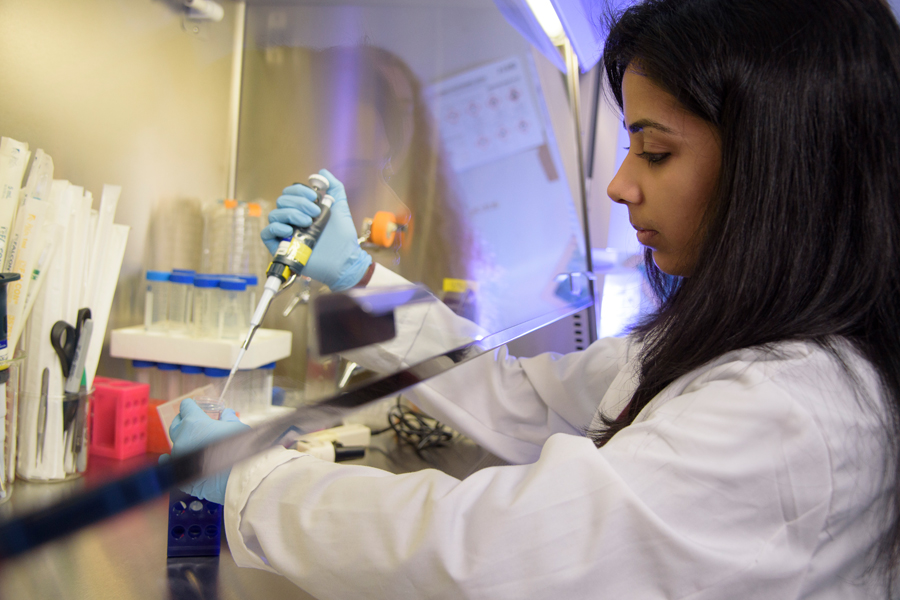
[50,308,92,381]
[50,322,74,380]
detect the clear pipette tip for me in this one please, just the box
[218,275,280,403]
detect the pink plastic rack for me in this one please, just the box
[89,377,150,460]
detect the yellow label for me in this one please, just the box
[443,278,478,293]
[293,243,313,265]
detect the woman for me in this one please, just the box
[168,0,900,597]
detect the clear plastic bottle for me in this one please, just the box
[201,200,269,277]
[218,277,248,340]
[156,362,181,401]
[244,202,267,276]
[168,271,194,334]
[144,271,170,332]
[191,274,221,338]
[180,364,206,396]
[240,274,259,323]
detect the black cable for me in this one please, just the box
[386,396,455,456]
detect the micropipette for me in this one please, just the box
[219,174,332,401]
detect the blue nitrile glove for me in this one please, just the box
[261,169,373,292]
[158,398,250,505]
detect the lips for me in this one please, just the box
[632,224,658,246]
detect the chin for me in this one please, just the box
[652,252,690,277]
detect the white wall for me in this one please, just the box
[0,0,238,375]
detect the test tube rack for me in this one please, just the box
[109,326,291,370]
[167,489,223,557]
[89,377,149,460]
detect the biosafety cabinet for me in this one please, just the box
[0,1,639,598]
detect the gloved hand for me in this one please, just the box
[261,169,373,292]
[158,398,250,505]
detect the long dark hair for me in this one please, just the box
[591,0,900,584]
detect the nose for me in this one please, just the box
[607,156,641,206]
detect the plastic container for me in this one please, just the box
[168,271,195,334]
[1,358,23,502]
[192,275,221,338]
[201,201,269,277]
[240,274,259,323]
[89,377,149,460]
[180,364,206,396]
[218,277,248,340]
[156,362,182,402]
[17,380,92,482]
[144,271,170,332]
[202,368,231,414]
[133,360,155,389]
[194,396,224,420]
[148,364,164,401]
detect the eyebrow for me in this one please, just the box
[625,118,676,135]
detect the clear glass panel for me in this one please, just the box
[237,0,591,401]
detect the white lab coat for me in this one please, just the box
[225,265,890,599]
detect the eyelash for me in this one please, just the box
[624,147,670,165]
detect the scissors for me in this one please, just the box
[51,308,92,459]
[50,308,92,382]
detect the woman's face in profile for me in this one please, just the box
[607,66,721,277]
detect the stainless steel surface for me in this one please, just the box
[0,434,498,600]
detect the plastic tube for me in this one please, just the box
[156,363,181,401]
[144,271,170,332]
[218,277,248,339]
[240,274,258,323]
[133,360,155,388]
[191,275,220,338]
[179,364,206,396]
[168,272,194,334]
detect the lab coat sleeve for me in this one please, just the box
[344,264,630,464]
[396,339,629,465]
[225,357,835,600]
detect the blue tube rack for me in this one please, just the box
[166,489,223,557]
